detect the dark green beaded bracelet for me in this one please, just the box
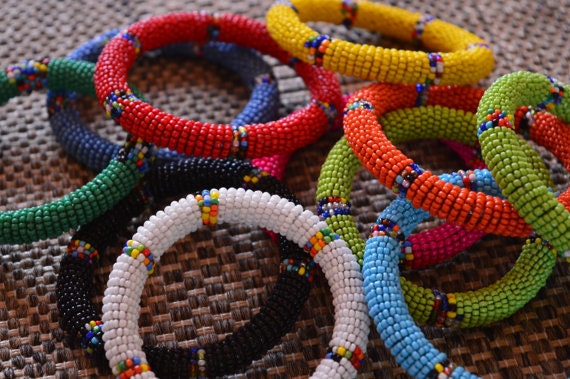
[0,57,153,244]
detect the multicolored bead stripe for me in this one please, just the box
[196,189,219,226]
[122,240,156,275]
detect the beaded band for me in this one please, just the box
[476,71,570,253]
[57,156,317,377]
[343,82,553,238]
[363,195,556,378]
[0,56,154,244]
[102,188,369,379]
[51,30,291,179]
[266,0,494,85]
[94,12,342,159]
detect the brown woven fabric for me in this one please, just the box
[1,0,569,378]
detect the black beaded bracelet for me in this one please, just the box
[56,156,315,378]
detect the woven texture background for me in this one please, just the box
[1,0,569,378]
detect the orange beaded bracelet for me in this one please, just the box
[343,83,543,237]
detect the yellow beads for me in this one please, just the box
[266,0,494,85]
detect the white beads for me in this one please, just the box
[102,188,369,378]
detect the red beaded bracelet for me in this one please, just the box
[94,12,342,159]
[343,83,542,237]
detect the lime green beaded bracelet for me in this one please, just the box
[477,71,570,254]
[0,58,152,244]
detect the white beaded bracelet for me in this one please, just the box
[101,187,370,379]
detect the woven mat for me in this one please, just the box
[1,0,570,378]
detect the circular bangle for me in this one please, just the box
[265,0,494,85]
[363,194,557,379]
[94,12,342,159]
[58,156,316,377]
[342,82,551,238]
[0,57,154,244]
[476,71,570,253]
[101,187,369,379]
[317,103,493,269]
[51,30,290,178]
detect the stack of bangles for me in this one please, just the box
[93,12,343,159]
[340,78,569,377]
[318,83,557,332]
[52,29,293,179]
[52,28,343,378]
[266,0,494,85]
[57,155,320,378]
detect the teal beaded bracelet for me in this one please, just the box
[476,71,570,253]
[0,58,153,244]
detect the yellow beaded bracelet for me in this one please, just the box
[266,0,494,85]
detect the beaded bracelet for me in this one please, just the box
[51,30,291,179]
[58,156,317,377]
[363,194,557,379]
[0,56,154,244]
[476,71,570,253]
[101,188,369,379]
[94,12,342,159]
[265,0,494,85]
[343,82,553,238]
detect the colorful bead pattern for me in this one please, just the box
[121,31,142,56]
[368,218,404,242]
[280,258,316,281]
[83,320,104,358]
[5,58,50,94]
[393,163,424,196]
[53,29,287,177]
[116,136,154,175]
[122,239,156,274]
[196,189,220,226]
[304,34,332,66]
[266,0,494,85]
[94,12,342,159]
[314,99,338,127]
[66,239,99,264]
[103,89,138,121]
[303,227,341,257]
[188,348,207,379]
[325,345,365,370]
[426,52,444,84]
[340,0,358,28]
[115,356,151,379]
[230,125,248,158]
[343,98,373,115]
[317,196,351,220]
[477,108,513,136]
[412,14,434,43]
